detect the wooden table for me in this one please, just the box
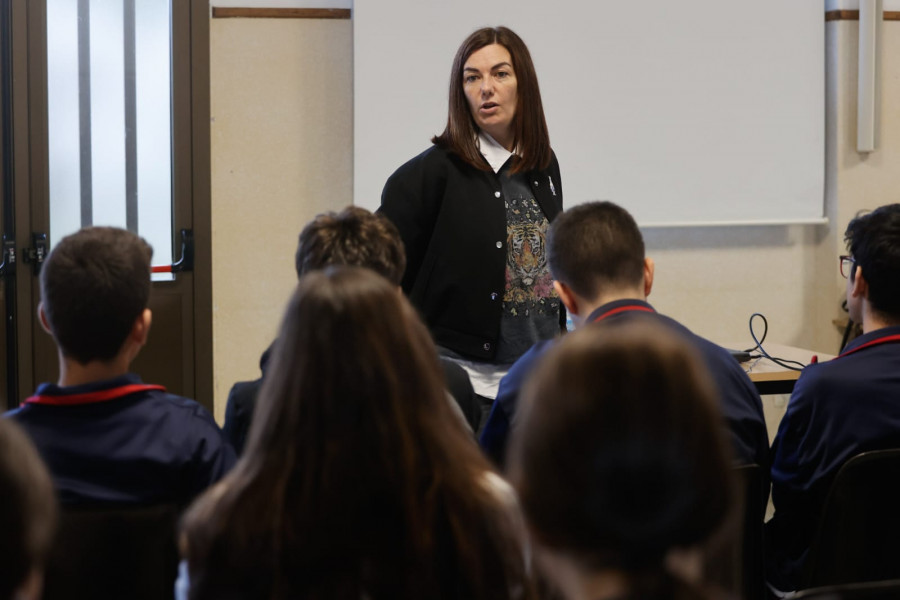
[724,343,835,395]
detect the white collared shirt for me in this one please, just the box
[478,131,516,174]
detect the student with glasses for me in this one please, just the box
[767,204,900,595]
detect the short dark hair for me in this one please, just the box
[40,227,153,364]
[548,201,646,300]
[845,204,900,320]
[0,419,57,599]
[507,321,734,596]
[432,26,552,174]
[295,206,406,285]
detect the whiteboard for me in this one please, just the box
[353,1,824,226]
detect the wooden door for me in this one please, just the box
[1,0,212,410]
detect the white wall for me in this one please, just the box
[354,1,825,227]
[650,16,900,353]
[208,7,900,425]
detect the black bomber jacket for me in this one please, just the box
[379,144,563,361]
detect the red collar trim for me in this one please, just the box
[838,333,900,359]
[592,305,655,323]
[25,384,166,406]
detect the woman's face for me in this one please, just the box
[462,43,518,150]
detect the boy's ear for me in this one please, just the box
[132,309,153,347]
[37,303,52,335]
[850,265,868,300]
[643,257,655,298]
[554,280,579,316]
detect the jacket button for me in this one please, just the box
[490,292,498,300]
[534,180,539,186]
[483,342,491,351]
[495,241,502,249]
[494,191,501,198]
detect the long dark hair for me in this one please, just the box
[432,26,552,174]
[0,419,57,600]
[182,267,532,599]
[507,321,735,600]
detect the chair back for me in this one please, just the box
[737,463,767,600]
[704,463,767,600]
[803,449,900,588]
[42,503,180,600]
[792,578,900,599]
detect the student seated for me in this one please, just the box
[766,204,900,593]
[507,321,736,600]
[0,419,57,600]
[480,201,768,468]
[5,227,234,505]
[224,206,480,454]
[180,267,533,599]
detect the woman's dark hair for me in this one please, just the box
[0,419,57,600]
[182,266,532,599]
[507,321,735,600]
[432,26,552,174]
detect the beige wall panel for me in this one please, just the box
[829,20,900,344]
[833,23,900,232]
[644,224,834,353]
[210,18,352,422]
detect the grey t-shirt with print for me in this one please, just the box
[494,161,560,364]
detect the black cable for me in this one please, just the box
[839,299,854,353]
[742,313,767,354]
[746,312,806,371]
[839,318,855,353]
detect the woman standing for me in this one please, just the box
[379,26,563,399]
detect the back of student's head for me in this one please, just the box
[254,266,451,457]
[0,419,58,600]
[548,201,645,300]
[295,206,406,285]
[182,266,530,599]
[40,226,152,364]
[844,203,900,320]
[507,320,734,600]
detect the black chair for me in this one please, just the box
[801,449,900,589]
[42,503,180,600]
[792,578,900,599]
[706,464,767,600]
[738,464,768,600]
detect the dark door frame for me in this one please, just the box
[1,0,213,410]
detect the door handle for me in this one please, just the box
[0,237,16,277]
[151,229,193,274]
[23,232,47,276]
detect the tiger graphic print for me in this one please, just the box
[503,197,558,316]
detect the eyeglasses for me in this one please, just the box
[839,255,855,279]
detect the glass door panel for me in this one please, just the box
[46,0,173,274]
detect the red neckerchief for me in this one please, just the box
[25,384,166,406]
[837,333,900,360]
[592,304,655,323]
